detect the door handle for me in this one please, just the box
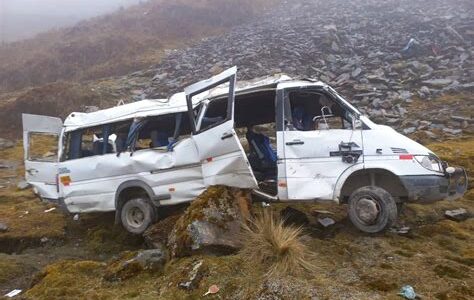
[221,132,234,140]
[286,140,304,146]
[26,168,38,175]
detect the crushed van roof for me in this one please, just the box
[63,73,325,131]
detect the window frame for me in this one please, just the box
[282,87,359,132]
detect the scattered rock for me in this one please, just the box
[280,206,309,227]
[17,181,30,190]
[422,79,453,88]
[84,106,99,113]
[390,226,411,235]
[445,208,470,222]
[178,260,209,290]
[138,0,473,139]
[0,222,8,232]
[167,186,251,257]
[318,217,336,228]
[0,138,14,150]
[104,248,168,281]
[442,128,462,135]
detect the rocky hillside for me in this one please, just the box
[1,0,472,139]
[0,0,277,92]
[140,0,473,139]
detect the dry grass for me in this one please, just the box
[239,210,314,277]
[0,0,280,93]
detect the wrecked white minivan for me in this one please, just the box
[22,67,467,234]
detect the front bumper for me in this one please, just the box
[400,167,468,203]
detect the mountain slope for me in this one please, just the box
[0,0,277,92]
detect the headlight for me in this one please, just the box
[414,155,442,172]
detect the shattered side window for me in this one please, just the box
[63,124,121,160]
[28,133,58,162]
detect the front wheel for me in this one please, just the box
[348,186,398,233]
[120,197,155,234]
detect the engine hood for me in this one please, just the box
[362,121,435,156]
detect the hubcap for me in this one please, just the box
[356,197,380,224]
[126,207,145,228]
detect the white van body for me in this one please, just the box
[22,67,467,233]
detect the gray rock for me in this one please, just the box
[188,220,242,252]
[152,72,168,81]
[84,106,99,113]
[0,138,14,150]
[445,208,470,222]
[418,86,431,99]
[167,186,251,257]
[17,180,30,190]
[351,67,362,78]
[178,260,208,290]
[403,127,416,135]
[133,248,168,271]
[422,79,453,88]
[104,247,168,282]
[0,222,8,232]
[443,128,462,135]
[318,217,336,227]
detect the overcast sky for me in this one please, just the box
[0,0,143,42]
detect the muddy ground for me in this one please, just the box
[0,131,472,299]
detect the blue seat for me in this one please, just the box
[246,129,277,179]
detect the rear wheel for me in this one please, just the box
[348,186,397,233]
[121,197,155,234]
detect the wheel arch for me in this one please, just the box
[114,180,156,224]
[336,168,408,204]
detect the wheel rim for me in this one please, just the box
[126,206,145,228]
[355,196,380,225]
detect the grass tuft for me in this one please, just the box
[239,210,314,277]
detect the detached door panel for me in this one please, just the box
[185,67,257,188]
[22,114,62,200]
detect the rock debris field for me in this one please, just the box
[118,0,473,139]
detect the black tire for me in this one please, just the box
[348,186,398,233]
[120,197,155,234]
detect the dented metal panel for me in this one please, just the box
[59,137,203,212]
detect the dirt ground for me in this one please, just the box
[0,135,472,299]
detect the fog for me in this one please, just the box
[0,0,143,42]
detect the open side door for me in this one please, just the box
[22,114,62,200]
[185,67,258,188]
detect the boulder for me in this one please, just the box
[143,214,181,249]
[167,186,251,258]
[103,248,168,281]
